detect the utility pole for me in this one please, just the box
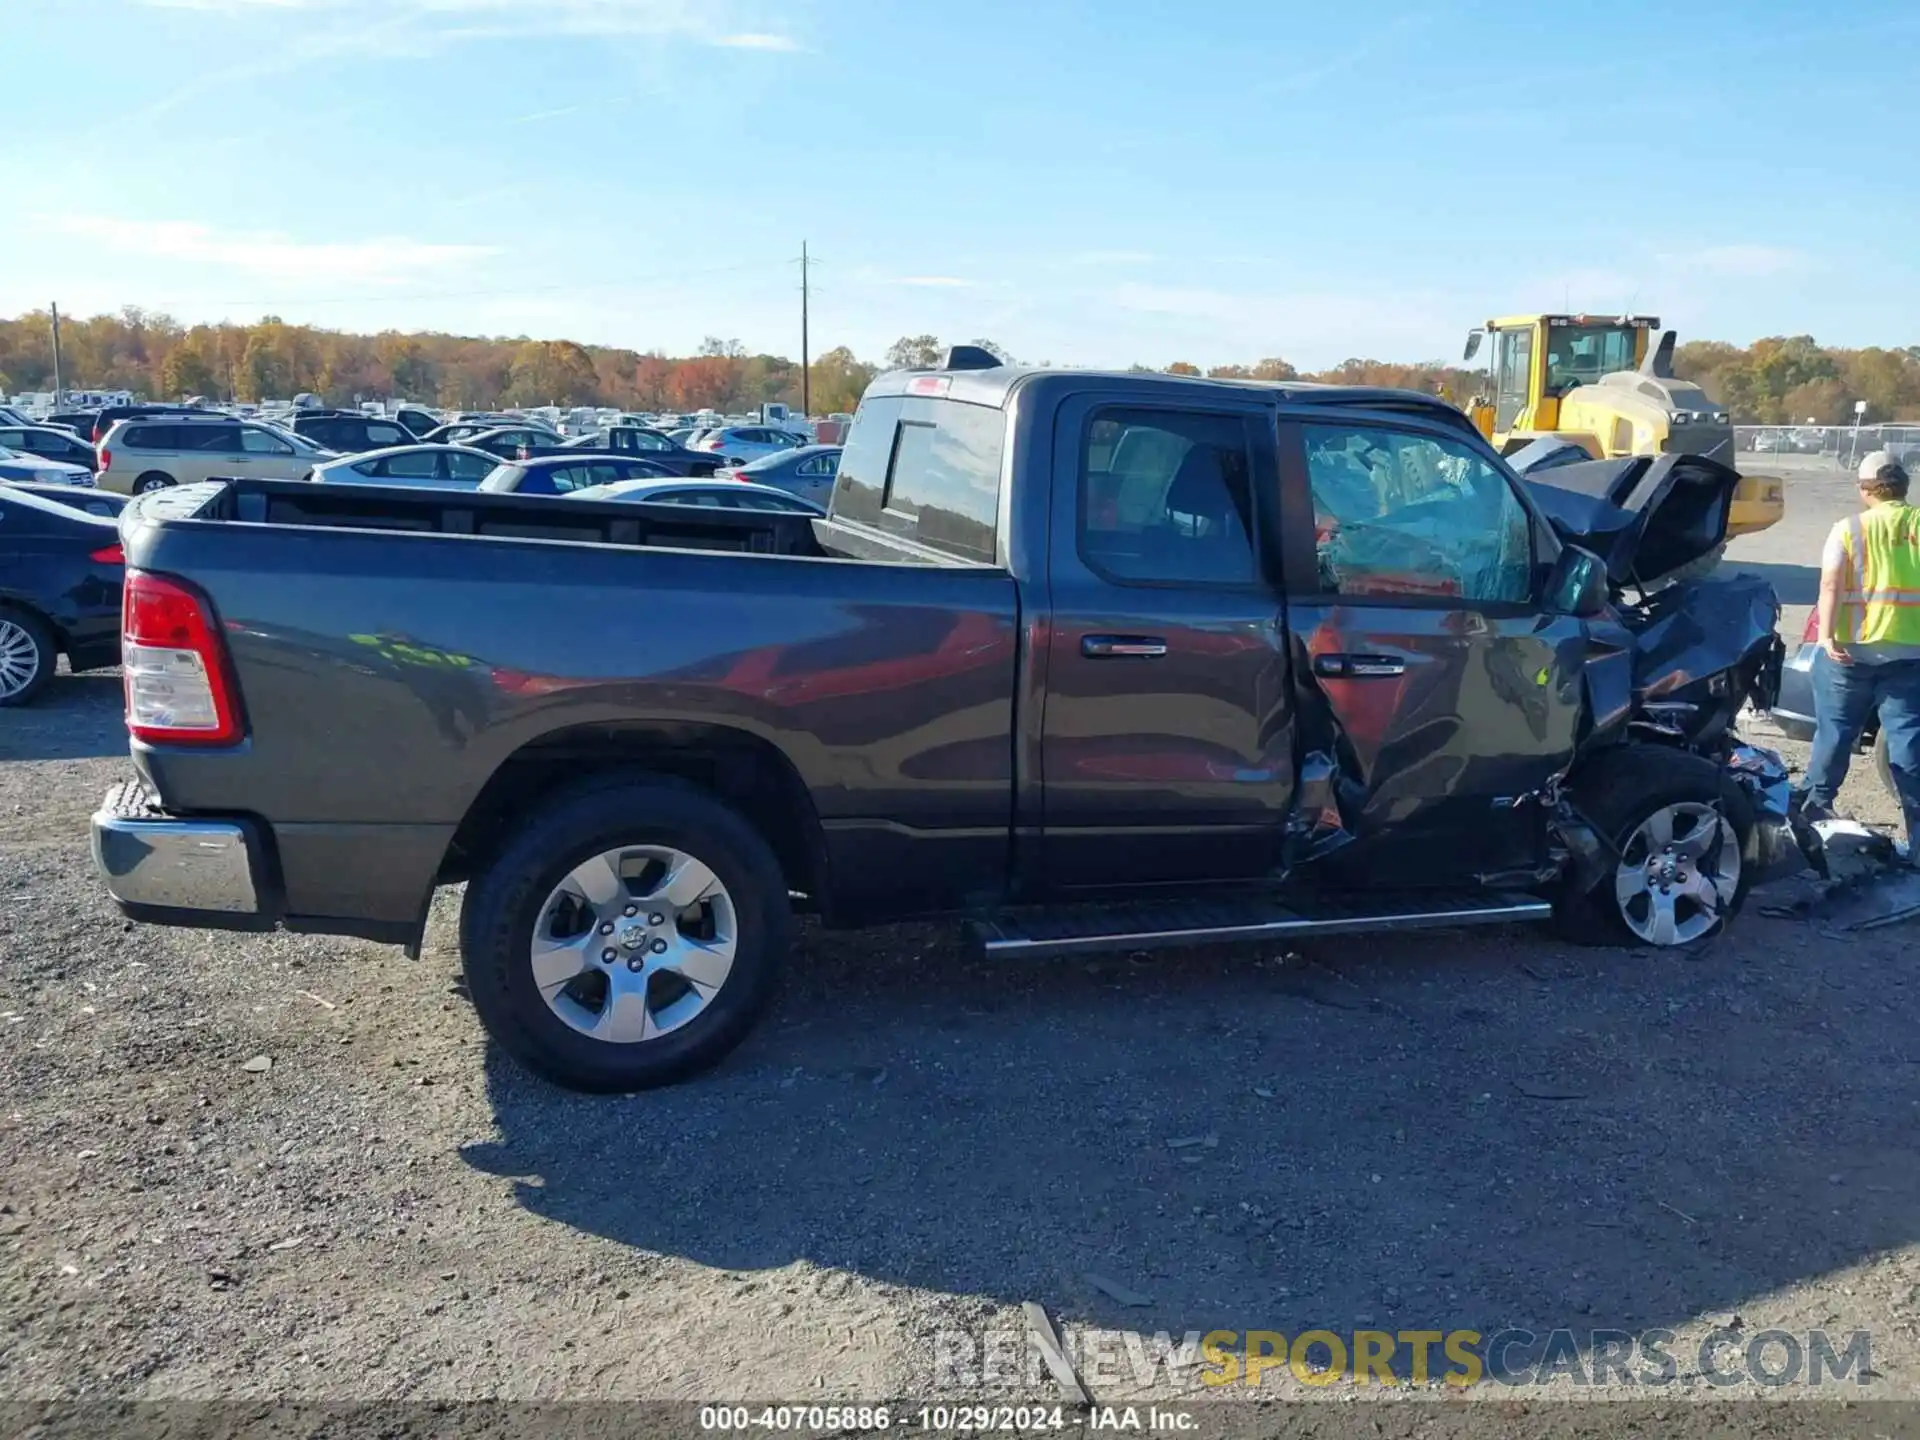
[49,302,64,403]
[799,241,811,418]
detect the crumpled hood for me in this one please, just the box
[1515,451,1740,588]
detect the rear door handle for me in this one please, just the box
[1314,652,1406,678]
[1082,634,1168,659]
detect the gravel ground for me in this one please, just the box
[5,477,1919,1421]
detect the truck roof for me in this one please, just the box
[863,363,1478,432]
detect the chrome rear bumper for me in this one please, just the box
[91,779,267,917]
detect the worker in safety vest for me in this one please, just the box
[1807,451,1920,849]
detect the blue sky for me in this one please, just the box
[4,0,1915,369]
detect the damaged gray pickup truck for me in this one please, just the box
[93,352,1803,1090]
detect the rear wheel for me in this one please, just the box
[459,780,791,1091]
[0,606,56,707]
[133,471,176,494]
[1558,747,1755,947]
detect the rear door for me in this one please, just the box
[1040,392,1295,889]
[1277,413,1586,883]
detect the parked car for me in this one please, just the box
[478,454,674,495]
[426,424,567,460]
[91,359,1804,1092]
[84,403,206,444]
[0,481,128,518]
[45,411,103,438]
[0,423,102,472]
[95,414,335,494]
[566,476,827,515]
[0,482,123,706]
[289,410,420,455]
[0,445,94,487]
[719,444,841,507]
[561,426,723,476]
[310,444,503,488]
[691,426,807,464]
[392,406,441,438]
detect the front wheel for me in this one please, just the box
[459,780,792,1091]
[1558,748,1756,947]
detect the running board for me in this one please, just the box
[973,892,1552,960]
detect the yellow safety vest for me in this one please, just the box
[1837,501,1920,645]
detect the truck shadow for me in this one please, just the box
[463,913,1920,1356]
[1723,560,1820,609]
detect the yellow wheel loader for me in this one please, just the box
[1463,314,1783,539]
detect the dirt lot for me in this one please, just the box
[5,475,1920,1420]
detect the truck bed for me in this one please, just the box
[150,476,828,557]
[116,476,1022,933]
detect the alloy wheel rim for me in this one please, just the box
[528,845,737,1044]
[1613,801,1740,946]
[0,621,41,698]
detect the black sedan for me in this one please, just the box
[420,423,564,457]
[561,425,724,477]
[0,423,101,471]
[476,454,675,496]
[0,483,124,705]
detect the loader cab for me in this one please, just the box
[1464,314,1658,450]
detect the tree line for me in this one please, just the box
[1,308,1914,424]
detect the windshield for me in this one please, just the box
[1545,324,1640,391]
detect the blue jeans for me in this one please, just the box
[1806,650,1920,839]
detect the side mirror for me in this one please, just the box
[1545,544,1611,618]
[1462,330,1484,363]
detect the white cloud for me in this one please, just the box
[32,214,498,285]
[715,31,803,50]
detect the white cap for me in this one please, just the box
[1859,450,1903,481]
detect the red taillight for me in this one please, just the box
[89,543,124,565]
[1801,609,1819,643]
[98,447,112,473]
[122,570,242,746]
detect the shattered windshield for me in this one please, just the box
[1305,425,1534,603]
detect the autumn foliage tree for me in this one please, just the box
[5,308,1917,425]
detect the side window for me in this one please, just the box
[877,399,1003,562]
[122,425,162,450]
[544,466,592,493]
[1302,424,1534,605]
[0,430,24,448]
[197,424,247,452]
[587,462,626,487]
[382,450,439,478]
[630,430,668,450]
[1078,408,1259,586]
[240,427,293,455]
[445,451,496,481]
[367,424,409,447]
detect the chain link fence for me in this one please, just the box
[1735,424,1920,471]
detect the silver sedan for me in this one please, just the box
[565,476,827,515]
[308,444,503,488]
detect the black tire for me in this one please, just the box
[459,779,792,1092]
[1556,746,1757,947]
[0,605,57,707]
[133,472,176,494]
